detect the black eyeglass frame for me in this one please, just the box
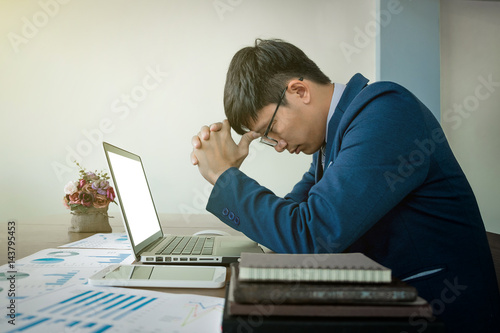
[260,77,303,147]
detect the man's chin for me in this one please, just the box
[299,148,315,155]
[302,145,323,155]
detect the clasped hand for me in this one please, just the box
[191,120,260,185]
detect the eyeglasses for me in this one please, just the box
[260,77,303,147]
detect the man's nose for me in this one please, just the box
[274,139,287,153]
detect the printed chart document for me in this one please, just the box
[0,284,224,333]
[1,235,224,333]
[8,248,135,268]
[0,248,135,300]
[60,233,131,250]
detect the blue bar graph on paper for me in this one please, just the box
[6,315,114,333]
[88,253,130,263]
[59,292,105,315]
[63,293,124,317]
[49,291,155,321]
[74,293,115,316]
[114,297,158,320]
[44,271,79,286]
[6,317,51,332]
[52,292,104,315]
[95,324,113,333]
[6,289,158,333]
[100,294,125,306]
[101,296,146,319]
[39,290,94,312]
[99,295,136,318]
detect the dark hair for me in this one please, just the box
[223,38,331,135]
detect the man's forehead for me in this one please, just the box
[246,117,265,134]
[247,105,273,133]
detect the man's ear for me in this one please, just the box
[288,78,311,104]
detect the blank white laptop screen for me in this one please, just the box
[107,151,160,246]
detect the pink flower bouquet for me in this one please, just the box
[63,163,116,214]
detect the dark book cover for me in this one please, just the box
[231,263,417,305]
[228,264,433,318]
[222,283,444,333]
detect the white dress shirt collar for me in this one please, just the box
[325,83,346,143]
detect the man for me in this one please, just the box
[191,39,500,332]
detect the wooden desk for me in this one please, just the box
[2,214,446,332]
[1,213,245,298]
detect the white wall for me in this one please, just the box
[441,0,500,233]
[377,0,440,120]
[0,0,375,222]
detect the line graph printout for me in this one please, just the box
[60,234,131,250]
[0,284,224,333]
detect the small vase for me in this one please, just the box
[68,206,112,233]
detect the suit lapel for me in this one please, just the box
[316,73,370,182]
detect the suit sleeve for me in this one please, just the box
[283,155,317,203]
[206,89,430,253]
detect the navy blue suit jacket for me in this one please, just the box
[207,73,500,332]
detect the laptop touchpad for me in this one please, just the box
[215,239,262,255]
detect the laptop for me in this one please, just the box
[102,142,263,265]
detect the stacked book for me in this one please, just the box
[223,252,444,333]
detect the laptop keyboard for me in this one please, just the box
[156,236,214,256]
